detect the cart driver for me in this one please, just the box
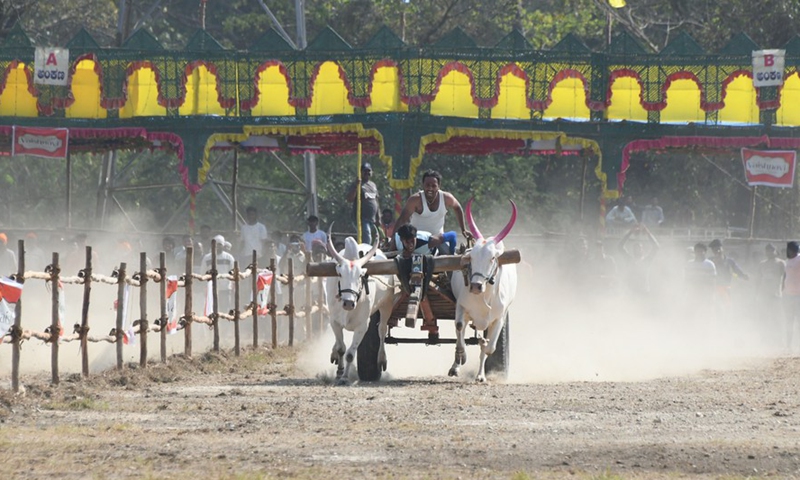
[395,223,438,333]
[393,169,471,254]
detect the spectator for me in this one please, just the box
[783,241,800,355]
[640,197,665,228]
[0,233,16,276]
[346,162,380,245]
[685,243,717,292]
[380,208,396,240]
[302,215,328,260]
[605,198,637,228]
[618,224,659,294]
[161,236,179,272]
[24,232,46,272]
[708,238,749,300]
[202,235,235,313]
[239,206,269,266]
[757,243,785,350]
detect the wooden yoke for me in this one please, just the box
[306,249,521,277]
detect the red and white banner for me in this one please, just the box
[257,271,274,316]
[741,148,796,188]
[12,126,69,158]
[0,277,23,344]
[165,276,179,334]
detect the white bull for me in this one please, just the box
[326,233,394,385]
[449,199,518,382]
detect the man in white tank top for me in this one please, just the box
[394,169,471,252]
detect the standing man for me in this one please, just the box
[394,170,471,254]
[0,233,16,276]
[346,162,380,245]
[782,241,800,355]
[239,206,269,267]
[302,215,328,260]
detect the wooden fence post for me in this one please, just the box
[233,260,240,356]
[184,247,193,358]
[80,246,93,378]
[305,273,312,339]
[159,252,167,363]
[269,258,277,349]
[288,258,294,347]
[251,250,258,348]
[11,239,25,393]
[50,252,60,385]
[211,239,219,352]
[138,252,148,369]
[116,263,126,370]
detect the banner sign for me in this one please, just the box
[741,148,796,187]
[34,47,69,86]
[752,49,785,87]
[0,277,23,344]
[12,126,69,158]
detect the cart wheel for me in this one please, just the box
[357,311,382,382]
[484,313,509,379]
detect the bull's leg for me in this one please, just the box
[448,307,468,377]
[377,302,392,372]
[339,321,369,386]
[330,319,346,379]
[476,314,504,383]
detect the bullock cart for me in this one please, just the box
[306,249,520,381]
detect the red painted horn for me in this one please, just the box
[493,200,517,243]
[465,198,483,240]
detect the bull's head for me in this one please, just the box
[327,225,379,311]
[464,198,517,294]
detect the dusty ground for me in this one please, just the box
[2,343,800,480]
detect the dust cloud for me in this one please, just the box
[297,219,785,384]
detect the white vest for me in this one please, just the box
[410,191,446,234]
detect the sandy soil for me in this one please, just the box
[3,243,800,479]
[2,342,800,480]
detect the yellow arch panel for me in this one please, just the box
[718,75,758,124]
[430,70,479,118]
[309,61,354,116]
[252,65,295,116]
[119,66,166,118]
[179,65,226,116]
[661,78,704,123]
[367,65,407,113]
[606,76,647,122]
[0,63,37,117]
[492,71,528,120]
[66,59,107,119]
[777,72,800,126]
[543,77,590,120]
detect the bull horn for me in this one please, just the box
[356,235,380,268]
[327,223,345,263]
[465,197,484,240]
[493,200,517,243]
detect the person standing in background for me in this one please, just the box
[346,162,380,245]
[239,206,269,267]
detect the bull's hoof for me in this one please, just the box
[336,377,350,386]
[475,375,487,383]
[455,349,467,366]
[448,366,460,377]
[378,359,387,372]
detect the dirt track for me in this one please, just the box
[2,343,800,480]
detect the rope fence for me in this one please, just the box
[0,239,329,393]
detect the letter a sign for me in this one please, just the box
[752,49,785,87]
[34,47,69,86]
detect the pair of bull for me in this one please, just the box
[326,199,518,385]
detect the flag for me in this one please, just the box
[165,276,179,334]
[257,271,274,316]
[0,277,22,343]
[609,0,626,7]
[119,284,135,345]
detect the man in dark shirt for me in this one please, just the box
[346,162,380,245]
